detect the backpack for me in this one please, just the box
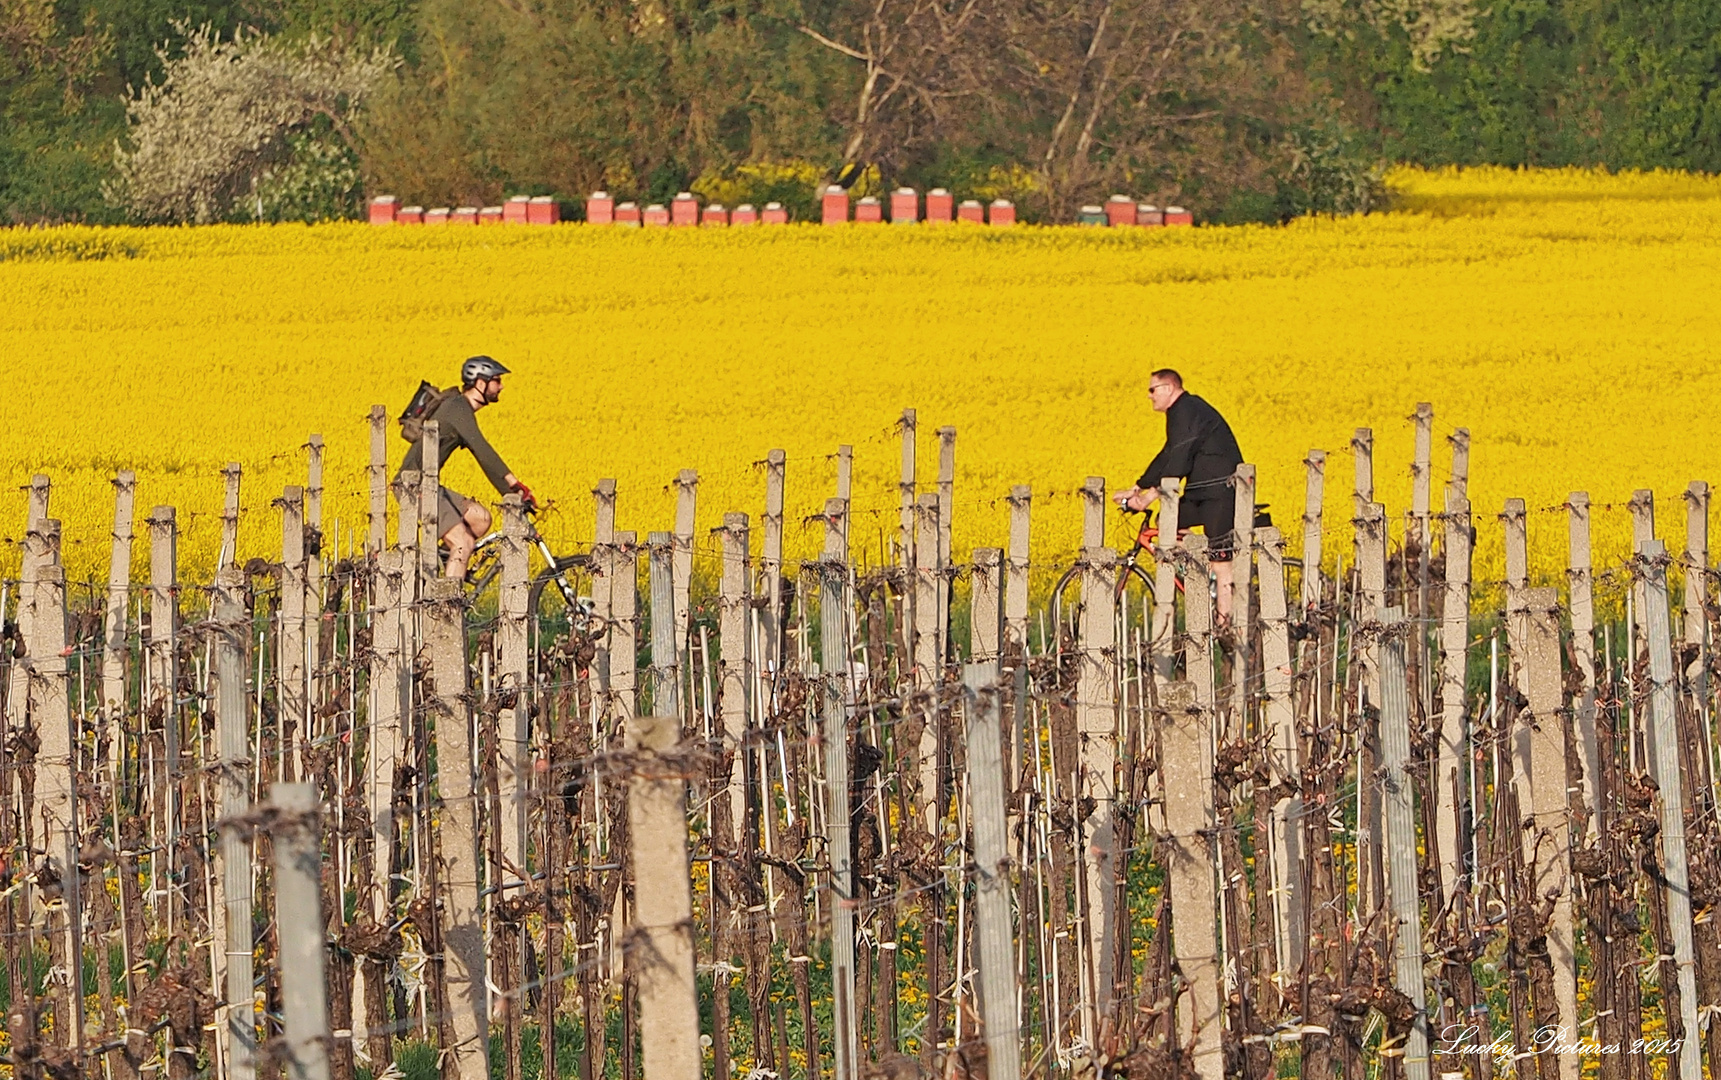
[399,381,458,443]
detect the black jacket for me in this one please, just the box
[1134,392,1242,501]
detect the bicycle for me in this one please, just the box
[456,505,598,636]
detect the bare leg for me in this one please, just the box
[443,521,479,580]
[1214,559,1234,623]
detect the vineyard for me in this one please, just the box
[4,166,1721,586]
[0,390,1719,1080]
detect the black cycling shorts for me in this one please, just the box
[1180,496,1236,562]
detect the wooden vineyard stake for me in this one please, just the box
[718,513,751,831]
[148,504,182,930]
[1524,586,1578,1080]
[1642,540,1702,1080]
[1568,492,1601,841]
[222,461,242,567]
[1078,542,1118,1027]
[1437,487,1472,899]
[821,499,860,1080]
[1356,501,1386,921]
[1683,482,1709,705]
[103,472,135,765]
[612,531,639,721]
[214,565,257,1080]
[900,407,917,569]
[1161,680,1222,1080]
[1412,402,1433,574]
[1301,451,1325,609]
[270,783,333,1080]
[626,714,701,1080]
[593,478,617,690]
[1377,607,1430,1080]
[306,432,324,600]
[914,494,941,823]
[1257,527,1303,974]
[1230,464,1256,728]
[280,489,307,783]
[963,663,1021,1080]
[369,406,388,554]
[425,577,489,1078]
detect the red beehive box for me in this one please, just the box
[369,195,397,225]
[452,207,479,225]
[528,195,559,224]
[586,192,614,224]
[425,207,450,226]
[762,202,788,225]
[822,185,849,224]
[732,204,758,226]
[957,199,984,224]
[855,196,883,223]
[397,205,424,225]
[504,196,530,224]
[1105,194,1136,226]
[615,201,641,227]
[925,188,953,223]
[1165,206,1193,226]
[672,192,699,226]
[702,204,729,226]
[988,199,1016,226]
[1136,203,1163,226]
[479,206,504,225]
[890,188,918,224]
[643,203,670,227]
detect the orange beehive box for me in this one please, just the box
[672,192,699,226]
[958,199,985,223]
[586,192,614,224]
[988,199,1016,226]
[369,196,397,225]
[702,204,729,226]
[397,205,424,224]
[822,185,849,224]
[425,207,450,225]
[1165,206,1193,226]
[615,201,641,226]
[528,195,559,224]
[643,203,670,227]
[890,188,918,223]
[479,206,503,225]
[451,207,479,225]
[925,188,953,223]
[503,196,530,224]
[1136,203,1163,226]
[762,202,788,224]
[855,196,883,223]
[1105,194,1136,226]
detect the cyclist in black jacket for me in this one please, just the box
[1113,368,1244,621]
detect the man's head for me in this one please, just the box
[461,355,510,406]
[1147,368,1184,413]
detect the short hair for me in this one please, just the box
[1151,368,1183,389]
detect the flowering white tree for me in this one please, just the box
[112,26,397,223]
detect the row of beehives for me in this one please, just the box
[366,186,1194,226]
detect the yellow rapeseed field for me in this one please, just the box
[4,165,1719,594]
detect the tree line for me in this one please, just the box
[2,0,1717,225]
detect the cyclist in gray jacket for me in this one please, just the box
[398,355,536,579]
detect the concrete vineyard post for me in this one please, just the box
[1356,502,1386,918]
[1006,486,1031,658]
[306,433,324,601]
[625,714,701,1080]
[500,496,531,879]
[1631,490,1656,765]
[1256,527,1303,974]
[425,577,489,1078]
[612,532,639,721]
[1568,493,1600,841]
[1449,428,1470,500]
[419,420,441,585]
[1437,487,1472,898]
[397,470,421,588]
[821,500,860,1080]
[1353,428,1373,518]
[718,514,751,832]
[1524,586,1579,1080]
[649,532,678,716]
[369,406,387,555]
[1077,544,1118,1024]
[938,427,955,658]
[149,506,180,857]
[1377,608,1431,1080]
[963,664,1022,1080]
[1231,463,1255,724]
[764,450,786,680]
[1503,498,1529,782]
[1081,476,1105,550]
[270,783,333,1080]
[222,461,242,568]
[1150,479,1180,673]
[280,489,307,781]
[1642,540,1703,1080]
[673,469,698,665]
[1683,482,1709,701]
[593,479,617,690]
[1302,451,1325,608]
[103,472,135,768]
[213,566,256,1080]
[362,545,409,1067]
[1161,681,1222,1080]
[900,408,917,572]
[914,494,941,827]
[971,548,1003,664]
[30,517,80,1055]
